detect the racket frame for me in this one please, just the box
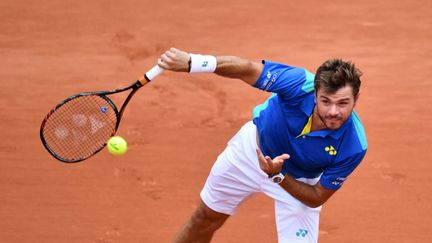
[40,69,157,163]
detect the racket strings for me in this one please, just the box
[42,95,117,161]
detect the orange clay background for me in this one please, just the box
[1,0,431,242]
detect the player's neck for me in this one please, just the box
[311,108,327,132]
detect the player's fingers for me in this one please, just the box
[256,148,270,170]
[276,154,290,161]
[274,159,284,167]
[256,147,264,159]
[165,50,176,59]
[257,148,269,165]
[157,58,170,69]
[265,155,272,163]
[160,53,174,63]
[263,154,288,172]
[170,47,190,62]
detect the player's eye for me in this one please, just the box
[321,99,330,105]
[338,101,350,107]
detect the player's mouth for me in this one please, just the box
[325,117,343,129]
[326,117,342,122]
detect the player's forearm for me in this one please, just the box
[158,48,263,85]
[279,174,328,208]
[214,56,263,86]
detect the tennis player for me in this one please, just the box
[157,47,367,243]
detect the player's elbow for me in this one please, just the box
[239,60,262,85]
[300,198,322,208]
[304,192,332,208]
[305,200,325,208]
[306,183,335,208]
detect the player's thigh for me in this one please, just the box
[274,199,321,243]
[200,146,261,216]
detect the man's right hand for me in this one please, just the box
[158,47,190,72]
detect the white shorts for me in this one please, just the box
[200,121,322,243]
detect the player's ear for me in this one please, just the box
[354,92,360,103]
[353,92,360,109]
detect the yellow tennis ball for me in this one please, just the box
[107,136,128,155]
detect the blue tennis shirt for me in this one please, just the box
[252,60,367,190]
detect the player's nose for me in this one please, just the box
[328,104,339,116]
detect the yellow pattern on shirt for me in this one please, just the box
[296,115,312,138]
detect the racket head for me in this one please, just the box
[40,93,120,163]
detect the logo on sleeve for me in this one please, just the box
[331,177,347,186]
[261,71,278,91]
[325,146,337,155]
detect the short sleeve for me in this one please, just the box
[319,151,366,190]
[253,60,315,102]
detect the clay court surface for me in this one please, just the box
[1,0,431,242]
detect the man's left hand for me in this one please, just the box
[256,147,290,176]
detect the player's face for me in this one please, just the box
[315,86,357,130]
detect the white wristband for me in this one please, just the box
[189,53,217,73]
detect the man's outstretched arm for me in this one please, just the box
[157,47,263,86]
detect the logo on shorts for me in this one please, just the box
[202,61,208,67]
[325,145,337,155]
[296,229,308,237]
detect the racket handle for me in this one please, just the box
[140,65,164,84]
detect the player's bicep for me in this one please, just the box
[214,56,263,86]
[242,60,265,85]
[253,60,314,100]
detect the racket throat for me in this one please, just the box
[118,81,143,121]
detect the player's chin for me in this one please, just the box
[325,119,344,130]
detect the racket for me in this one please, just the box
[40,65,164,163]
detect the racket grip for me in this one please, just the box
[144,65,164,82]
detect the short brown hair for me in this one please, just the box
[314,59,363,97]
